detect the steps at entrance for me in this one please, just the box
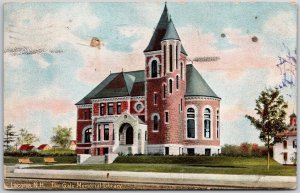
[81,156,105,165]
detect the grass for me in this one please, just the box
[4,156,77,165]
[28,156,296,176]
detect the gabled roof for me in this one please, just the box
[19,144,35,151]
[185,64,220,99]
[144,4,187,55]
[37,144,50,150]
[76,70,145,105]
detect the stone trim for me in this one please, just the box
[76,104,92,108]
[91,97,130,102]
[185,96,221,101]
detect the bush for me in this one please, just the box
[4,150,76,157]
[221,143,272,157]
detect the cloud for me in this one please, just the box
[77,26,152,83]
[263,11,296,38]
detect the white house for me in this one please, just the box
[273,113,297,165]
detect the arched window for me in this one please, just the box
[204,108,211,138]
[176,75,179,89]
[180,62,183,79]
[187,108,195,138]
[217,110,220,138]
[84,128,92,143]
[169,45,173,72]
[153,115,159,131]
[151,60,158,78]
[169,79,173,94]
[283,140,287,149]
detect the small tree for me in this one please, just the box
[245,88,288,170]
[16,128,39,146]
[4,124,17,151]
[51,125,72,149]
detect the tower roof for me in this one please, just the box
[290,113,297,118]
[162,19,180,41]
[144,4,187,55]
[185,64,220,99]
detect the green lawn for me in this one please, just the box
[28,156,296,176]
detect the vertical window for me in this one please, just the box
[153,115,158,131]
[145,131,148,141]
[176,44,178,69]
[204,108,211,138]
[97,125,101,141]
[104,124,109,140]
[180,98,183,112]
[89,108,92,119]
[113,129,115,141]
[283,140,287,149]
[293,139,297,148]
[176,75,179,89]
[117,102,121,114]
[163,84,166,99]
[180,63,183,79]
[187,108,195,138]
[169,79,173,94]
[84,128,92,143]
[169,45,173,72]
[154,93,158,105]
[217,110,220,138]
[151,60,158,78]
[283,152,288,161]
[108,103,114,115]
[83,110,87,120]
[163,45,166,75]
[100,103,105,116]
[165,112,169,123]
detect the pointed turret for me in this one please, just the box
[162,19,180,41]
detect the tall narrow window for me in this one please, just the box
[293,139,297,148]
[217,110,220,138]
[104,124,109,141]
[100,103,105,116]
[117,102,121,114]
[153,115,158,131]
[83,110,87,120]
[169,79,173,94]
[187,108,195,138]
[108,103,114,115]
[163,84,166,99]
[97,124,101,141]
[113,129,115,140]
[165,111,169,123]
[204,108,211,138]
[283,140,287,149]
[180,62,183,79]
[180,98,183,112]
[151,60,158,78]
[89,108,92,119]
[169,45,173,72]
[163,45,166,75]
[176,44,178,69]
[154,93,158,105]
[176,75,179,89]
[84,128,92,143]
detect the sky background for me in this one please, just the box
[3,1,297,146]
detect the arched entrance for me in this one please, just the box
[119,123,134,145]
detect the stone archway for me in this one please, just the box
[119,123,134,145]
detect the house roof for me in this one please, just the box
[76,70,145,105]
[144,4,187,55]
[37,144,50,150]
[185,64,220,98]
[76,64,220,105]
[19,144,35,151]
[276,129,297,137]
[290,113,297,118]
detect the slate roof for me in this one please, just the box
[76,64,220,105]
[144,4,187,55]
[185,64,220,99]
[76,70,145,105]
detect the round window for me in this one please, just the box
[134,102,144,112]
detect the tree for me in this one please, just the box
[245,88,288,170]
[4,124,17,151]
[16,128,39,146]
[51,125,72,149]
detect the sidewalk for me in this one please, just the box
[8,168,297,189]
